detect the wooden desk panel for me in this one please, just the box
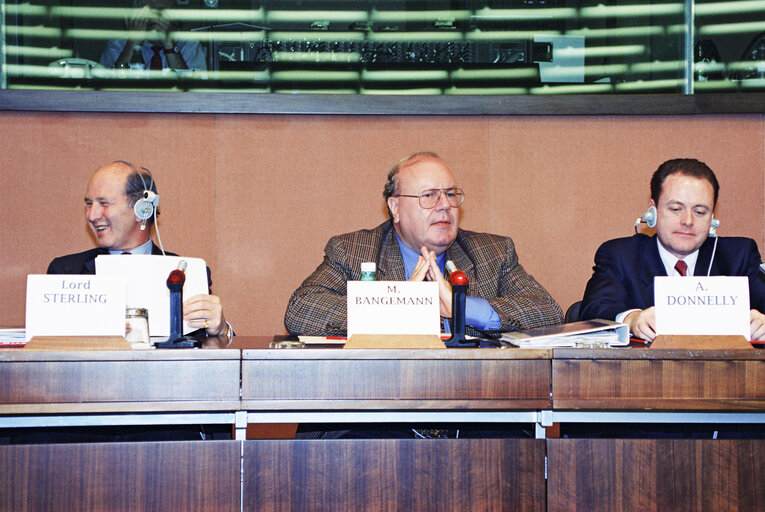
[0,441,241,512]
[547,439,765,512]
[242,348,551,410]
[244,439,546,512]
[552,349,765,410]
[0,349,241,412]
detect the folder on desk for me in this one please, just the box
[500,319,629,348]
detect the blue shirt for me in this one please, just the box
[109,239,153,255]
[100,39,207,72]
[395,233,501,332]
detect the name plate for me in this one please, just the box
[654,276,750,340]
[347,281,440,337]
[25,274,126,341]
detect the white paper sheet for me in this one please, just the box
[96,254,209,337]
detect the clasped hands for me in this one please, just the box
[625,307,765,342]
[409,247,452,318]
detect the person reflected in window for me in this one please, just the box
[100,0,206,71]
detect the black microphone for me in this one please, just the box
[156,260,198,348]
[443,260,478,348]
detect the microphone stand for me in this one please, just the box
[443,268,478,348]
[156,261,199,349]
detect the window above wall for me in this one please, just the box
[2,0,765,114]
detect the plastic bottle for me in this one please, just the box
[360,262,376,281]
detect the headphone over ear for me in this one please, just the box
[709,217,720,238]
[113,160,160,222]
[642,205,657,228]
[134,189,159,221]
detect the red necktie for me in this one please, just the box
[674,260,687,276]
[150,45,163,70]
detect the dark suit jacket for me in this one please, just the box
[47,243,173,274]
[47,244,213,291]
[284,221,563,336]
[580,234,765,321]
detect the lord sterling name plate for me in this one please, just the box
[26,274,126,341]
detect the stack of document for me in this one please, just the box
[500,319,629,348]
[0,328,27,347]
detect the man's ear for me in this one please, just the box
[387,197,399,223]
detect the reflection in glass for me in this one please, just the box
[2,1,764,95]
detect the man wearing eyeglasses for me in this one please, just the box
[284,151,563,336]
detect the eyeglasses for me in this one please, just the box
[393,188,465,209]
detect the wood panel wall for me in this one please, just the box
[1,111,763,335]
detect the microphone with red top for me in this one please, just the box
[157,260,198,348]
[443,260,478,347]
[167,261,186,341]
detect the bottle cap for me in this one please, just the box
[361,262,376,272]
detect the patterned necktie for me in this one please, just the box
[150,45,163,70]
[674,259,687,276]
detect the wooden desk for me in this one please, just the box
[1,337,764,511]
[239,336,551,412]
[547,346,765,512]
[237,336,550,511]
[0,343,242,512]
[0,441,241,512]
[552,346,765,411]
[0,343,241,417]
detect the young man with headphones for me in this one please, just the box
[580,158,765,342]
[47,160,229,338]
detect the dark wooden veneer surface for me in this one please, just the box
[0,441,240,512]
[242,345,551,409]
[244,438,546,511]
[547,439,765,512]
[0,348,241,409]
[552,352,765,410]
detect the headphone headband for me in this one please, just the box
[112,160,159,223]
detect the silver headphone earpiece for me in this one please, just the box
[113,161,160,223]
[634,205,657,233]
[643,205,657,228]
[111,160,165,254]
[709,217,720,238]
[134,190,159,221]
